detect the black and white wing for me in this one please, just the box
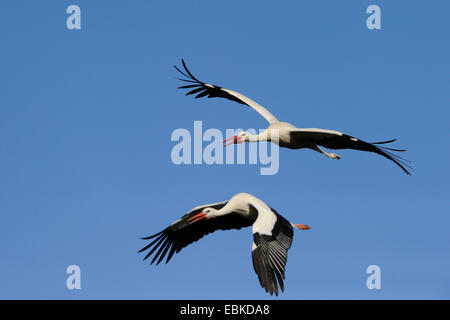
[175,59,280,124]
[251,208,294,296]
[290,128,411,175]
[139,201,254,265]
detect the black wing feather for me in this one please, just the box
[186,87,204,96]
[178,84,201,89]
[291,131,412,175]
[174,59,249,106]
[323,134,412,175]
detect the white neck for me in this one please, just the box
[247,130,270,142]
[210,205,234,218]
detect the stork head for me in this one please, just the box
[223,132,250,147]
[202,207,217,218]
[187,207,219,224]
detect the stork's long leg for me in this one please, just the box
[312,145,341,160]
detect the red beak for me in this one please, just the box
[188,212,207,224]
[223,135,239,147]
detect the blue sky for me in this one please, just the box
[0,1,449,299]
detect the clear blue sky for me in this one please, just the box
[0,1,449,299]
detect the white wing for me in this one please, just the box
[175,59,280,124]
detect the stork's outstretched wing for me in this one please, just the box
[175,59,280,124]
[251,209,294,296]
[291,128,412,175]
[139,201,254,265]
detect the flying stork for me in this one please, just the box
[139,192,311,296]
[174,59,411,175]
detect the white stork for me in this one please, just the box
[175,59,411,175]
[139,192,310,296]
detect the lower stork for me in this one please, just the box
[139,192,310,296]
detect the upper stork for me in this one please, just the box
[174,59,411,175]
[139,192,311,296]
